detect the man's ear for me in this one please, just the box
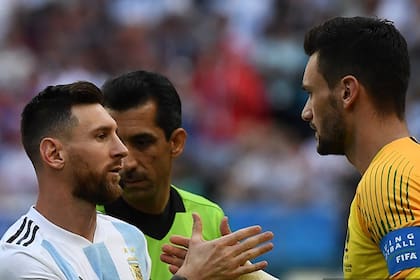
[39,137,65,169]
[169,128,187,158]
[341,75,360,109]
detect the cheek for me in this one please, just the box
[312,97,329,122]
[152,151,172,170]
[126,149,160,170]
[79,145,107,160]
[141,150,159,165]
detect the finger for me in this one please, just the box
[237,231,274,252]
[219,216,231,236]
[234,240,274,265]
[160,252,184,269]
[168,264,179,275]
[190,212,203,242]
[161,244,188,260]
[168,235,190,248]
[220,225,263,246]
[234,261,270,277]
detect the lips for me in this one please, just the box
[108,163,123,173]
[110,168,121,173]
[121,173,149,188]
[122,177,146,184]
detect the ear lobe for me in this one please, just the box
[169,128,187,157]
[39,138,65,169]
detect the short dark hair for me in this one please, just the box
[102,70,182,140]
[304,16,410,120]
[21,81,103,166]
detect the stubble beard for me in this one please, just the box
[70,154,123,205]
[317,97,346,156]
[317,128,345,156]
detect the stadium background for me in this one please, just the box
[1,0,420,279]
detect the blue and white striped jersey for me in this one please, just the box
[0,206,151,280]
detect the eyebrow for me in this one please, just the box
[128,132,156,140]
[91,125,115,133]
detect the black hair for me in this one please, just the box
[304,16,410,119]
[21,81,103,165]
[102,70,182,140]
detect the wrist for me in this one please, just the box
[171,275,188,280]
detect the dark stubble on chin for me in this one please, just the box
[69,153,123,205]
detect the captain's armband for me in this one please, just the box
[380,227,420,276]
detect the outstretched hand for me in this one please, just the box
[161,213,274,280]
[161,216,232,274]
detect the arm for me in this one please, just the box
[163,213,274,280]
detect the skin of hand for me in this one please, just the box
[161,213,274,280]
[161,216,231,273]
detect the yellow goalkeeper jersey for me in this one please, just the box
[343,137,420,279]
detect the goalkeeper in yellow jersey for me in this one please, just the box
[161,16,420,280]
[301,16,420,279]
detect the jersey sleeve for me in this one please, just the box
[358,153,420,278]
[0,247,62,279]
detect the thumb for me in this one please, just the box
[191,213,203,241]
[219,216,232,236]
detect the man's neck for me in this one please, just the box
[347,115,409,174]
[35,193,97,242]
[122,185,171,215]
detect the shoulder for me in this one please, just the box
[374,137,420,174]
[97,212,147,239]
[172,185,224,214]
[1,214,42,248]
[356,138,420,242]
[361,137,420,193]
[0,243,38,263]
[97,212,141,231]
[0,242,59,279]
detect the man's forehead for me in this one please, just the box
[71,103,116,129]
[302,55,319,84]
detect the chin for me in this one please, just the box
[317,144,345,156]
[100,183,123,203]
[125,189,153,202]
[317,142,332,156]
[97,191,122,205]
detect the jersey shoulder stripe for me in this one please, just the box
[6,217,39,247]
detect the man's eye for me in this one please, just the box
[135,139,149,147]
[133,137,155,149]
[96,133,107,140]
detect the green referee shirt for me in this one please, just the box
[98,185,225,280]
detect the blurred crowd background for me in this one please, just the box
[1,0,420,278]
